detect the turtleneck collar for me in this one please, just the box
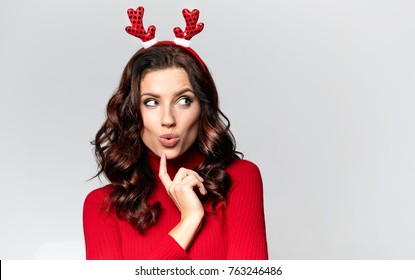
[146,144,204,177]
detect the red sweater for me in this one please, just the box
[83,148,268,260]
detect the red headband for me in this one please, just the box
[125,6,207,71]
[126,6,204,48]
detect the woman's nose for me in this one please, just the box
[161,106,176,128]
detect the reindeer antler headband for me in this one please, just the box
[125,6,204,48]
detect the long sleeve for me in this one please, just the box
[145,235,191,260]
[83,185,191,260]
[225,160,268,259]
[83,186,124,260]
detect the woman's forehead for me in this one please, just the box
[140,68,193,97]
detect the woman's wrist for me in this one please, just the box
[169,213,204,250]
[181,209,204,222]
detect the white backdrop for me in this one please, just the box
[1,0,414,259]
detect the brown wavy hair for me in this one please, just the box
[92,43,241,234]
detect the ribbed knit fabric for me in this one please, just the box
[83,147,268,260]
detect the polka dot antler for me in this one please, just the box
[125,6,157,48]
[173,9,204,47]
[123,5,205,56]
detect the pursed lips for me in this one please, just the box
[159,133,180,147]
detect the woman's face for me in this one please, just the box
[139,67,201,159]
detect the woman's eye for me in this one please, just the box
[144,99,158,107]
[177,97,191,106]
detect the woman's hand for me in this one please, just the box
[158,153,207,250]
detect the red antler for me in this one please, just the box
[173,9,204,47]
[125,6,157,48]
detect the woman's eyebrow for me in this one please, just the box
[173,88,194,97]
[140,93,160,98]
[141,88,194,98]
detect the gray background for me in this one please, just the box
[1,0,414,259]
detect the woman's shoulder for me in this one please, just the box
[83,184,118,225]
[226,158,262,180]
[226,159,260,175]
[84,184,115,207]
[225,158,263,196]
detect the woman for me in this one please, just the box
[83,8,267,259]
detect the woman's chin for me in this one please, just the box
[163,149,182,160]
[151,144,193,160]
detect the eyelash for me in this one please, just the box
[143,99,158,107]
[177,96,192,106]
[143,96,192,107]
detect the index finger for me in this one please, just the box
[159,153,172,187]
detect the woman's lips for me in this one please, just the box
[159,134,179,147]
